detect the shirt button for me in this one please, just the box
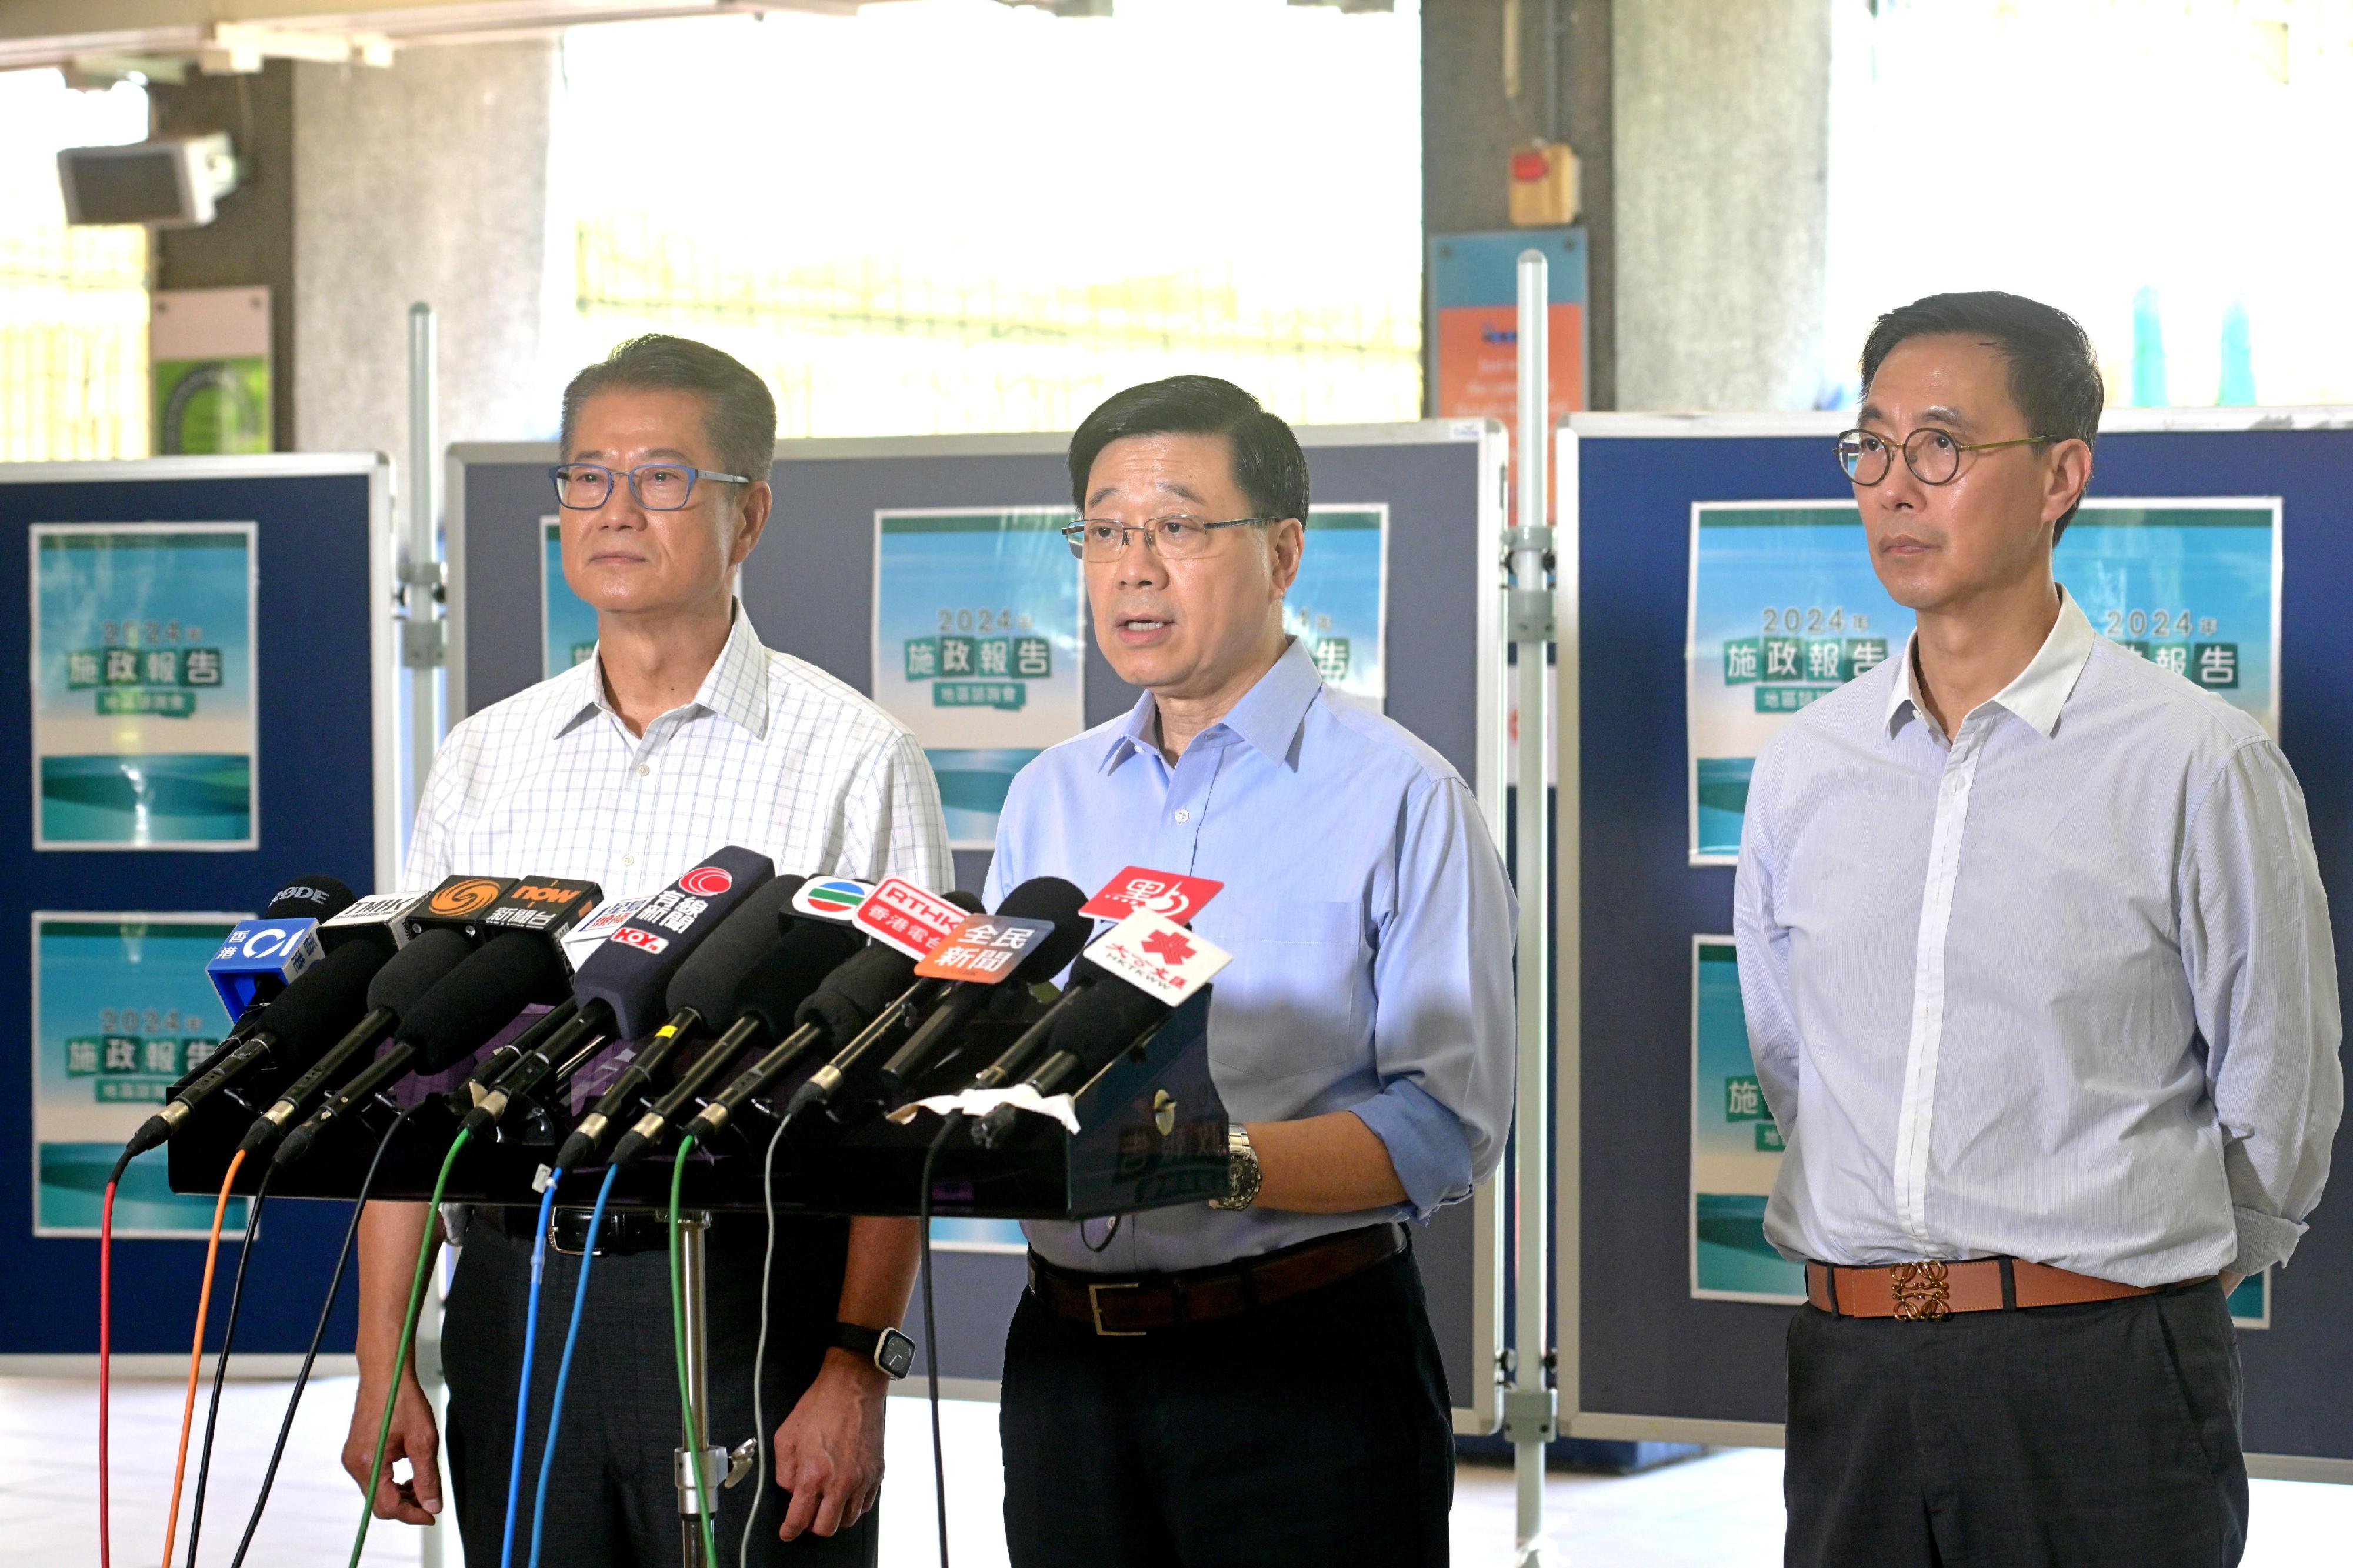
[636,764,650,776]
[1174,808,1190,822]
[623,854,635,867]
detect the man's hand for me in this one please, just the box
[771,1348,888,1539]
[342,1373,444,1524]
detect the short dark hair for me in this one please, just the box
[558,334,775,497]
[1067,375,1309,524]
[1859,291,2104,538]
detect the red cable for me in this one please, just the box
[161,1149,246,1568]
[99,1177,116,1568]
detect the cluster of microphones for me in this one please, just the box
[127,849,1233,1179]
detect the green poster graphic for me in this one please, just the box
[1285,506,1388,708]
[1687,498,2280,864]
[872,509,1086,851]
[31,523,259,848]
[542,516,600,677]
[151,356,271,456]
[32,913,250,1237]
[1691,936,2269,1325]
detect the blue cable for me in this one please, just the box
[526,1166,620,1568]
[498,1179,561,1568]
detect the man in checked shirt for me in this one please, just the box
[1738,292,2340,1566]
[343,335,951,1565]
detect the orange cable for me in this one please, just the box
[160,1149,245,1568]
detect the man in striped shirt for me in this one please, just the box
[343,335,951,1565]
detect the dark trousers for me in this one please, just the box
[999,1245,1454,1568]
[1785,1279,2248,1568]
[441,1211,878,1568]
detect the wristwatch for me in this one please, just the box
[831,1321,916,1380]
[1208,1121,1262,1211]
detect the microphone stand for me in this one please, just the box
[671,1205,757,1566]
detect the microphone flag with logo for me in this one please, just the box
[1076,866,1227,924]
[203,874,357,1015]
[402,875,517,939]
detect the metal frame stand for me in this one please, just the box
[675,1210,757,1567]
[1503,249,1560,1565]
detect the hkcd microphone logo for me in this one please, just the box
[428,878,504,917]
[677,865,734,898]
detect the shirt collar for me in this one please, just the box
[1883,586,2096,740]
[1096,636,1325,773]
[552,600,771,742]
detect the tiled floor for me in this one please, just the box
[18,1376,2349,1565]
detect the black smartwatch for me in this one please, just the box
[831,1321,916,1380]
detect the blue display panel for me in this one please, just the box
[0,459,389,1355]
[1571,414,2353,1463]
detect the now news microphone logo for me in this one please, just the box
[206,917,326,1013]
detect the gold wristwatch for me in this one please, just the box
[1208,1121,1261,1211]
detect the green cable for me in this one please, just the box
[349,1127,472,1568]
[669,1135,720,1566]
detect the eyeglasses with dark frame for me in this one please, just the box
[1060,514,1277,562]
[1836,427,2066,487]
[548,462,752,512]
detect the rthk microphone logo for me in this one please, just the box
[1078,867,1225,923]
[852,878,968,960]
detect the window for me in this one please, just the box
[552,0,1422,436]
[0,71,150,461]
[1824,0,2353,408]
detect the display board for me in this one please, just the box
[448,422,1511,1425]
[0,455,397,1355]
[1562,409,2353,1479]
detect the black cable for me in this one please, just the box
[182,1162,275,1566]
[227,1105,418,1568]
[918,1121,954,1568]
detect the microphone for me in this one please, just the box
[261,879,599,1160]
[121,885,418,1159]
[204,875,358,1016]
[555,876,808,1169]
[253,929,473,1162]
[456,848,775,1137]
[602,903,866,1167]
[970,910,1232,1146]
[777,889,988,1125]
[680,908,970,1144]
[872,878,1091,1094]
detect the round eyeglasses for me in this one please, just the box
[1837,427,2061,487]
[1061,515,1275,562]
[549,462,751,511]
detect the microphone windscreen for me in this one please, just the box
[664,875,808,1023]
[1046,965,1170,1072]
[253,940,386,1053]
[265,873,357,922]
[992,877,1091,984]
[794,943,919,1045]
[365,928,475,1015]
[400,931,570,1070]
[727,919,868,1037]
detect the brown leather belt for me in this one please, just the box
[1805,1257,2212,1321]
[1029,1223,1405,1337]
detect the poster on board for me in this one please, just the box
[32,523,259,849]
[32,912,249,1237]
[872,508,1086,851]
[1690,935,2270,1326]
[1687,499,2281,864]
[542,515,599,677]
[1287,505,1389,709]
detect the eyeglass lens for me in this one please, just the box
[552,464,699,510]
[1838,429,1964,486]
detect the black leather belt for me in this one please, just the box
[495,1203,673,1256]
[1028,1223,1406,1336]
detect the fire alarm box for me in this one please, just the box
[1509,141,1579,228]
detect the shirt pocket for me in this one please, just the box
[1204,899,1367,1078]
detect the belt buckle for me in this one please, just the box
[1087,1280,1145,1337]
[1889,1261,1951,1322]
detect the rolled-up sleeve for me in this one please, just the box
[1351,774,1518,1219]
[2180,737,2343,1276]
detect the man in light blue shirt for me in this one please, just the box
[1738,292,2339,1568]
[987,375,1515,1567]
